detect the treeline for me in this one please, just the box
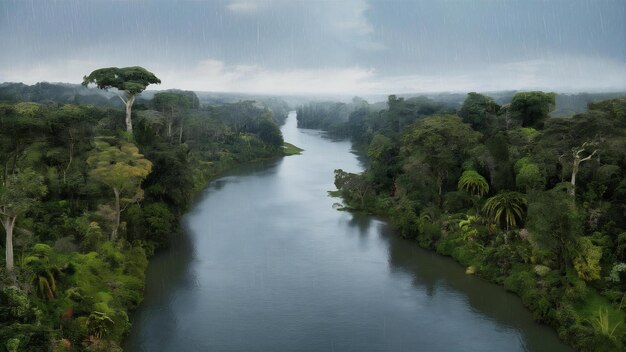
[296,91,626,133]
[0,82,133,108]
[314,92,626,351]
[0,89,286,351]
[0,83,291,126]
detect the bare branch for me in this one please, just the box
[580,149,598,163]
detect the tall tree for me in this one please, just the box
[567,141,598,197]
[0,169,47,271]
[510,91,556,128]
[402,115,481,199]
[527,185,583,270]
[153,92,191,141]
[82,67,161,133]
[87,141,152,241]
[458,92,499,131]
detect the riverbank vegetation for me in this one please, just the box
[0,78,288,351]
[283,142,304,156]
[309,93,626,351]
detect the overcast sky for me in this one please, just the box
[1,0,624,94]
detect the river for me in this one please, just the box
[124,112,571,351]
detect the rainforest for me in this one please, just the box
[1,1,626,351]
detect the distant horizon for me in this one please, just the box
[2,80,625,102]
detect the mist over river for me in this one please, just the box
[124,112,571,352]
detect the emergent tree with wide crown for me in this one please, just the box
[82,66,161,133]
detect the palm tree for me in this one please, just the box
[483,192,527,231]
[26,257,58,300]
[457,170,489,197]
[87,311,115,339]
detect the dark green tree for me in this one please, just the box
[153,92,191,142]
[510,91,556,128]
[527,185,583,270]
[459,92,499,130]
[483,191,527,231]
[402,115,481,198]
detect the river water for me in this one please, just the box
[124,112,571,352]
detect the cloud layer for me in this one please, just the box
[0,0,624,94]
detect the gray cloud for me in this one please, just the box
[0,0,624,94]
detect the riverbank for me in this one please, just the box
[0,99,292,351]
[124,112,572,352]
[328,97,626,352]
[335,192,625,351]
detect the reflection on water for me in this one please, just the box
[125,112,571,352]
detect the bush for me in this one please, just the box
[417,216,441,248]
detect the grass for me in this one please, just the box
[576,290,626,341]
[283,142,303,156]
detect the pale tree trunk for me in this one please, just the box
[125,95,136,133]
[112,188,120,241]
[569,142,597,197]
[118,94,136,133]
[1,216,16,271]
[179,125,183,144]
[570,161,579,196]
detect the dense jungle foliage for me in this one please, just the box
[303,92,626,351]
[0,87,287,351]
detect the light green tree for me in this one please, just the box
[457,170,489,197]
[514,157,544,191]
[82,67,161,133]
[0,169,47,271]
[573,237,602,281]
[87,141,152,241]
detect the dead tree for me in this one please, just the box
[568,141,598,197]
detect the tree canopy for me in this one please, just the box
[510,91,556,127]
[87,141,152,240]
[459,92,499,130]
[82,67,161,95]
[83,67,161,132]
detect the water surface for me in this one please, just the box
[125,112,571,352]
